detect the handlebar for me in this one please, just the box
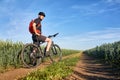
[48,33,59,38]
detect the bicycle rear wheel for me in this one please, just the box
[49,44,62,62]
[21,43,42,68]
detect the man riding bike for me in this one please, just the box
[29,12,52,57]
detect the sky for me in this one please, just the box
[0,0,120,50]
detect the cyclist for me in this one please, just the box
[29,12,52,57]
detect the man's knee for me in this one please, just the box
[45,38,52,43]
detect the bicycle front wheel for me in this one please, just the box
[21,43,42,68]
[49,44,62,62]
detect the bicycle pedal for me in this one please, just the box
[53,53,57,55]
[36,56,41,59]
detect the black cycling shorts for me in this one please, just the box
[32,34,47,44]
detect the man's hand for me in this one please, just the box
[36,33,40,36]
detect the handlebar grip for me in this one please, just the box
[48,33,59,38]
[54,33,59,37]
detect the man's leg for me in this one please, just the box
[45,37,52,52]
[37,35,52,56]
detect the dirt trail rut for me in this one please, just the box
[65,53,120,80]
[0,61,51,80]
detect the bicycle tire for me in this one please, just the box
[21,43,42,68]
[49,44,62,62]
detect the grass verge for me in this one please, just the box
[19,53,80,80]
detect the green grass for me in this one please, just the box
[61,49,80,56]
[19,56,80,80]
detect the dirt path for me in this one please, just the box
[65,53,120,80]
[0,61,51,80]
[1,53,119,80]
[0,53,80,80]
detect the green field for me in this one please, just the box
[0,40,80,73]
[0,40,23,72]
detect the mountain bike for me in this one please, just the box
[20,33,62,68]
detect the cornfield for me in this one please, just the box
[0,40,80,72]
[84,41,120,68]
[0,40,23,71]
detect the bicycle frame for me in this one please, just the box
[21,33,61,68]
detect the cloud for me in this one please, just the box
[0,10,35,42]
[71,0,120,16]
[86,27,120,40]
[76,27,120,42]
[103,0,120,4]
[58,27,120,50]
[0,0,15,4]
[0,0,38,42]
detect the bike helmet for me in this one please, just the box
[38,12,45,17]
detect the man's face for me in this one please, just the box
[40,15,44,20]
